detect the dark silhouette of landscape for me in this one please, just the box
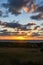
[0,41,43,65]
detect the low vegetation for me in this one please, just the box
[0,42,43,65]
[0,41,43,48]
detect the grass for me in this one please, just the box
[0,47,43,65]
[0,42,43,65]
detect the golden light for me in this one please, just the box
[0,35,43,41]
[27,32,32,36]
[23,7,30,12]
[16,36,25,40]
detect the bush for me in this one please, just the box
[40,48,43,52]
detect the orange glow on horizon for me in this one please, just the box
[0,36,43,41]
[15,36,25,40]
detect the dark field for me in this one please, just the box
[0,41,43,65]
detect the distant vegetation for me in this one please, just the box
[40,48,43,52]
[0,41,43,48]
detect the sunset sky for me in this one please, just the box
[0,0,43,25]
[0,0,43,41]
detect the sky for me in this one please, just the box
[0,0,43,25]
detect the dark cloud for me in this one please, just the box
[5,22,21,28]
[2,3,9,8]
[2,14,8,18]
[31,13,43,20]
[32,32,40,36]
[37,6,43,12]
[41,23,43,25]
[2,0,34,15]
[34,26,40,30]
[8,8,21,15]
[30,4,43,20]
[41,28,43,30]
[0,10,3,16]
[26,22,36,26]
[2,0,43,20]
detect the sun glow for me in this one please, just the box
[16,36,25,40]
[0,36,43,40]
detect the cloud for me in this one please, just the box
[0,10,3,16]
[31,12,43,20]
[41,23,43,25]
[32,32,40,36]
[37,6,43,12]
[5,22,21,28]
[34,26,40,30]
[23,3,43,13]
[2,0,34,15]
[2,14,8,18]
[2,0,43,21]
[23,4,38,13]
[26,22,36,26]
[23,1,43,20]
[41,28,43,30]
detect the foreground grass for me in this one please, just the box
[0,48,43,65]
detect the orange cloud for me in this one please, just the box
[23,4,38,13]
[30,4,38,12]
[23,7,30,12]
